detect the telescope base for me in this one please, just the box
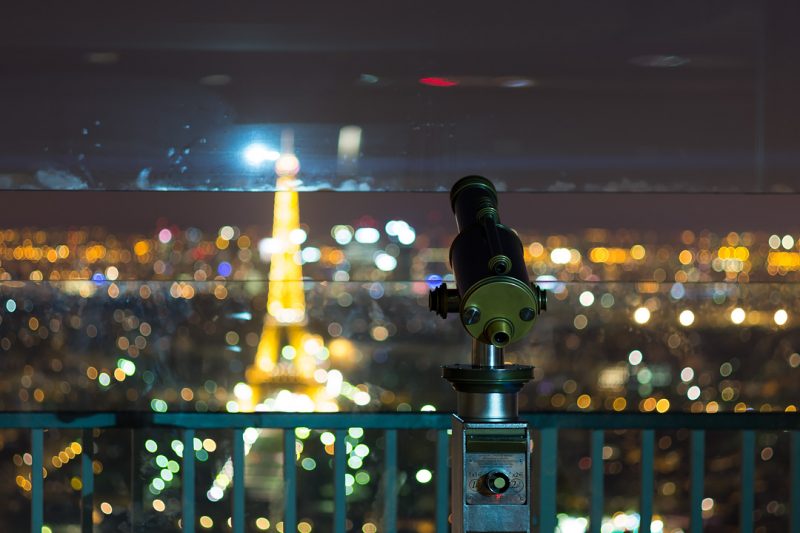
[451,416,531,533]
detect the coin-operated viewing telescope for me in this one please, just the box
[429,176,546,533]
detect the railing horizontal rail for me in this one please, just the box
[0,411,797,430]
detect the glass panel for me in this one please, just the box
[1,4,798,192]
[0,280,797,414]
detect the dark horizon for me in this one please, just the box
[1,190,798,234]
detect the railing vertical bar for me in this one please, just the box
[182,429,196,533]
[232,429,245,533]
[131,429,143,531]
[436,429,449,533]
[334,429,347,533]
[740,431,755,532]
[690,430,705,533]
[81,428,94,533]
[283,429,297,533]
[590,430,604,533]
[791,431,799,533]
[640,430,655,533]
[31,428,43,533]
[383,429,397,533]
[538,428,558,533]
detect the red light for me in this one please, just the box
[419,77,459,87]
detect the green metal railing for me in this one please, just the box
[1,411,798,533]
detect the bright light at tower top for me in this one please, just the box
[275,154,300,176]
[243,143,280,167]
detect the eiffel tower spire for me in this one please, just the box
[245,131,322,408]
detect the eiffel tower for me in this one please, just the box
[243,134,330,411]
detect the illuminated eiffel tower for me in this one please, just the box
[243,134,327,410]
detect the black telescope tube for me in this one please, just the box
[449,176,531,291]
[450,176,499,232]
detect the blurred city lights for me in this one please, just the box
[332,225,354,245]
[678,310,695,326]
[386,220,416,245]
[354,227,380,244]
[550,247,571,264]
[301,247,321,263]
[289,228,307,245]
[730,307,746,324]
[633,307,651,324]
[578,291,595,307]
[158,228,172,244]
[374,252,397,271]
[415,469,433,483]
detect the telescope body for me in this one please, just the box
[436,176,544,348]
[430,176,546,533]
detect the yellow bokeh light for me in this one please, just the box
[371,326,389,341]
[656,399,670,413]
[630,244,646,260]
[641,398,657,412]
[528,242,544,258]
[576,394,591,409]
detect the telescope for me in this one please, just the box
[429,176,546,533]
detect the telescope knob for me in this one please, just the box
[484,471,511,495]
[429,284,460,319]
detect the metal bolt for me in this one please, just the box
[519,307,536,321]
[462,306,481,325]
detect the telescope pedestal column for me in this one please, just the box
[443,344,534,533]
